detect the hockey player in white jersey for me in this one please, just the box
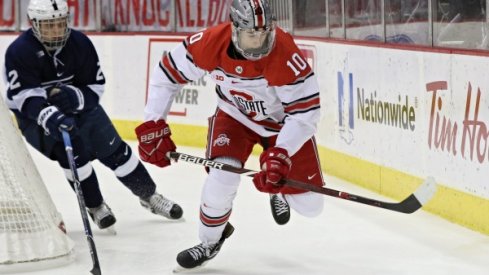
[136,0,324,270]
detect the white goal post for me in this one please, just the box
[0,97,74,272]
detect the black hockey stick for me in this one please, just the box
[61,130,102,275]
[168,151,437,214]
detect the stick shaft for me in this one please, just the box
[61,131,102,275]
[168,151,432,214]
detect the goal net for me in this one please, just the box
[0,97,74,272]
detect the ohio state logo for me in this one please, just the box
[213,134,230,147]
[230,90,267,119]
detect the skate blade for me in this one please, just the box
[103,225,117,235]
[172,262,208,273]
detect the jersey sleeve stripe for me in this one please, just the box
[283,94,320,114]
[160,53,189,84]
[185,54,195,65]
[168,52,192,82]
[215,85,233,104]
[255,119,282,132]
[158,62,178,84]
[286,72,315,86]
[10,87,47,112]
[283,92,320,106]
[286,105,320,115]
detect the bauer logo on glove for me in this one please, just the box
[135,120,176,168]
[139,127,171,143]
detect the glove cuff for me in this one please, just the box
[37,106,61,133]
[260,147,291,168]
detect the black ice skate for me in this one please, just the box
[140,192,183,219]
[87,201,116,229]
[176,222,235,270]
[270,194,290,225]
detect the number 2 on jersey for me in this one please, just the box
[7,70,21,90]
[96,61,104,81]
[286,53,308,76]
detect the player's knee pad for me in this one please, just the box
[201,157,241,210]
[286,192,324,217]
[99,142,139,177]
[63,162,94,182]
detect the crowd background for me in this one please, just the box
[1,0,488,50]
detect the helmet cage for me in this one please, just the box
[28,0,70,51]
[31,17,70,51]
[231,23,276,60]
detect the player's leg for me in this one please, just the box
[176,109,258,269]
[281,137,324,217]
[269,193,290,224]
[100,141,182,219]
[19,118,116,229]
[284,191,324,217]
[52,136,117,229]
[81,106,182,219]
[259,136,292,225]
[262,136,324,223]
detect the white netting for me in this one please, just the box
[0,97,74,272]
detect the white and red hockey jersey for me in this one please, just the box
[144,23,320,156]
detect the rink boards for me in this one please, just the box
[0,33,487,235]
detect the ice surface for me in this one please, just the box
[6,143,488,275]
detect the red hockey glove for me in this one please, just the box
[252,147,292,194]
[135,120,176,168]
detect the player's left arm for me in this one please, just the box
[272,44,321,157]
[253,44,320,192]
[253,71,320,193]
[275,76,320,156]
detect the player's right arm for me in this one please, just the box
[137,32,209,167]
[4,40,47,120]
[4,39,75,139]
[143,34,209,121]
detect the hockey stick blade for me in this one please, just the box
[168,151,437,214]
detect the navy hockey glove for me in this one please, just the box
[48,85,85,113]
[252,147,292,194]
[135,120,176,168]
[37,106,77,140]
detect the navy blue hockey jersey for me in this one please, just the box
[3,29,105,119]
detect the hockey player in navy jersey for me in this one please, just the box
[136,0,324,269]
[3,0,183,230]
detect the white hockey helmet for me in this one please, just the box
[230,0,276,60]
[27,0,70,51]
